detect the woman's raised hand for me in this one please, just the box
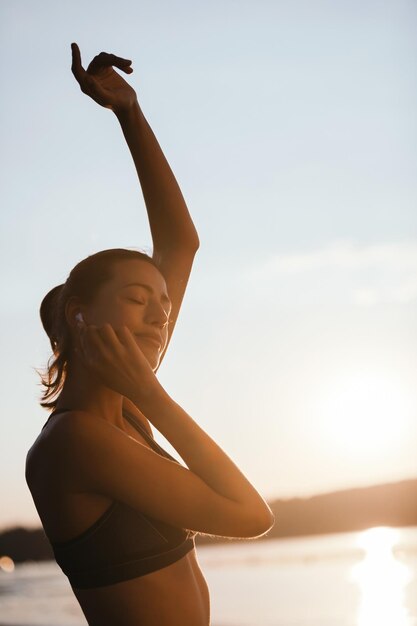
[75,321,163,405]
[71,42,138,115]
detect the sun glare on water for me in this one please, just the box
[351,527,413,626]
[318,372,413,456]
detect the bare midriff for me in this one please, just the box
[73,548,210,626]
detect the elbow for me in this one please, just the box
[249,509,275,538]
[177,237,200,255]
[186,227,200,251]
[179,229,200,253]
[202,497,275,540]
[236,507,275,539]
[189,236,200,252]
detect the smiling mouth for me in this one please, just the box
[135,335,161,349]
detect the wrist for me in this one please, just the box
[114,99,143,124]
[129,381,171,417]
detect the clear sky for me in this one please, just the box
[1,0,416,530]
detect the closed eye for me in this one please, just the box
[129,298,145,305]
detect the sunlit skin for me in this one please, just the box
[23,43,208,626]
[45,260,211,626]
[25,43,273,626]
[60,259,172,429]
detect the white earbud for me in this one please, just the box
[75,312,84,323]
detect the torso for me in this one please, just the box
[26,407,210,626]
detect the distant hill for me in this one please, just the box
[266,477,417,537]
[1,478,416,561]
[198,477,417,545]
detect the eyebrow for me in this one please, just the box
[123,282,172,305]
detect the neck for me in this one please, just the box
[54,355,124,428]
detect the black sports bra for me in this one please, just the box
[43,408,196,589]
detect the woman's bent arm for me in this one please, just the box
[69,323,274,537]
[57,404,274,539]
[130,385,275,536]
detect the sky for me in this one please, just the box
[0,0,416,530]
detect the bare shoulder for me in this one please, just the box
[25,410,89,483]
[26,410,127,498]
[48,410,115,447]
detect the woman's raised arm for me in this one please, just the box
[70,43,200,367]
[115,100,200,253]
[115,102,200,369]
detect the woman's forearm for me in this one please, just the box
[132,386,274,530]
[115,102,199,251]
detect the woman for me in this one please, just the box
[25,43,274,626]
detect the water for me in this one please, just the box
[0,526,416,626]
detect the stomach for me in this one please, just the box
[73,548,210,626]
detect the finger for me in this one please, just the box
[119,325,145,354]
[112,55,134,74]
[87,324,115,352]
[96,323,125,352]
[87,51,133,75]
[120,65,134,75]
[78,325,103,360]
[121,330,150,370]
[102,324,139,355]
[113,324,132,345]
[87,56,133,74]
[71,42,86,83]
[74,324,108,373]
[110,53,132,67]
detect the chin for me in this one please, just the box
[146,351,161,372]
[135,336,160,366]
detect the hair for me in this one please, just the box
[37,248,159,411]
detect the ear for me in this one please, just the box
[65,297,86,329]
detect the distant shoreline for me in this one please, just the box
[198,477,417,545]
[1,478,416,561]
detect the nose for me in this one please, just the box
[144,299,169,330]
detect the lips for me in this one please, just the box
[135,334,162,348]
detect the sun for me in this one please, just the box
[317,372,413,456]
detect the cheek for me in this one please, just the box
[116,305,143,326]
[88,300,138,327]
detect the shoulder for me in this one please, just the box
[39,411,131,495]
[27,410,103,473]
[25,410,89,495]
[48,410,115,447]
[26,411,88,466]
[39,410,93,443]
